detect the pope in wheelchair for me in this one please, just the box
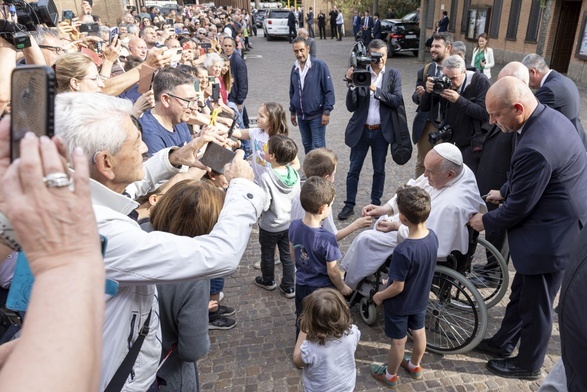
[340,143,487,291]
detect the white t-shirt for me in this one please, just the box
[300,324,360,392]
[248,127,270,184]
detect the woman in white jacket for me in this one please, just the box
[471,33,495,79]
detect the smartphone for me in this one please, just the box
[211,82,220,102]
[227,115,237,138]
[10,66,55,162]
[62,10,74,22]
[201,42,211,53]
[137,64,156,94]
[109,27,118,43]
[164,48,182,63]
[80,22,99,33]
[166,18,174,25]
[194,79,200,92]
[200,142,236,173]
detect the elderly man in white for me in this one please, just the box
[341,143,486,289]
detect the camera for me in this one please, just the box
[348,41,382,87]
[0,0,58,47]
[428,123,453,145]
[431,75,452,95]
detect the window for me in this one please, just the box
[461,0,471,32]
[525,0,542,42]
[506,0,522,40]
[489,0,503,38]
[466,7,491,39]
[450,0,458,32]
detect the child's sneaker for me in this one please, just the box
[400,357,423,380]
[279,286,295,299]
[370,364,398,389]
[208,315,237,330]
[254,276,277,291]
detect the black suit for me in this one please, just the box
[228,52,249,127]
[536,70,587,150]
[360,16,374,44]
[372,19,382,39]
[342,68,403,208]
[329,10,337,38]
[483,104,587,372]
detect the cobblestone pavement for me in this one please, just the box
[198,33,585,391]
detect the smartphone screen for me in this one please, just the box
[194,79,200,92]
[62,10,74,22]
[211,83,220,102]
[10,66,56,161]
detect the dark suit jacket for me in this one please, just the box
[360,16,374,40]
[437,16,449,32]
[411,62,440,143]
[372,19,381,39]
[228,52,248,105]
[483,104,587,274]
[344,68,403,148]
[287,11,297,28]
[475,125,514,199]
[536,70,587,150]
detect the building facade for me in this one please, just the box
[421,0,587,82]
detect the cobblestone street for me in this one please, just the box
[198,32,585,391]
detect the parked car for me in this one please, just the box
[402,11,420,23]
[263,9,290,40]
[380,19,420,57]
[254,9,267,28]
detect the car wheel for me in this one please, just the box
[412,50,419,57]
[387,42,395,58]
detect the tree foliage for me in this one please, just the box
[335,0,420,19]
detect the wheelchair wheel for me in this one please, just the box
[423,266,488,355]
[466,237,509,309]
[359,296,377,326]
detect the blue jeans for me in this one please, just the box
[297,115,326,154]
[344,127,389,207]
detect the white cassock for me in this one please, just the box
[340,165,487,289]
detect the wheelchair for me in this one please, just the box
[348,228,509,355]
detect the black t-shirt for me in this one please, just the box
[384,230,438,315]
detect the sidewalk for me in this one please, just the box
[198,34,569,391]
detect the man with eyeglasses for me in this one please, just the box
[338,39,403,220]
[138,67,197,155]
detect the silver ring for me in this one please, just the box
[43,172,73,188]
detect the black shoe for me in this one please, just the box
[474,339,512,358]
[486,357,541,380]
[254,276,277,291]
[279,286,295,299]
[218,305,236,316]
[338,205,355,220]
[208,315,237,330]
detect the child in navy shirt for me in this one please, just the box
[370,185,438,389]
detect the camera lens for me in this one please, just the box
[354,72,369,85]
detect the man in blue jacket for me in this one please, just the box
[289,36,335,153]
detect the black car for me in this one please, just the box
[254,9,267,28]
[380,19,420,57]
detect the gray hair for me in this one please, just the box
[153,66,194,102]
[204,52,223,68]
[521,53,549,73]
[451,41,467,58]
[32,27,60,45]
[55,93,133,162]
[442,55,466,72]
[127,24,139,35]
[438,154,463,176]
[367,39,387,51]
[297,27,308,36]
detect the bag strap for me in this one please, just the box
[385,70,406,144]
[422,62,432,85]
[104,309,153,392]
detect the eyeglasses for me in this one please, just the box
[39,45,66,55]
[167,93,196,108]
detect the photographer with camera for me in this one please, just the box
[420,54,490,173]
[338,39,403,221]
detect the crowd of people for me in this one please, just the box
[0,3,586,391]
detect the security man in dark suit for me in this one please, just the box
[469,77,587,380]
[360,10,374,45]
[372,13,382,40]
[337,39,403,220]
[287,7,297,43]
[522,53,587,150]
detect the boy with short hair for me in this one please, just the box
[254,135,300,299]
[370,185,438,389]
[289,177,352,337]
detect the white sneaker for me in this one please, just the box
[253,259,282,269]
[218,291,224,302]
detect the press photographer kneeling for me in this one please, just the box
[419,55,490,173]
